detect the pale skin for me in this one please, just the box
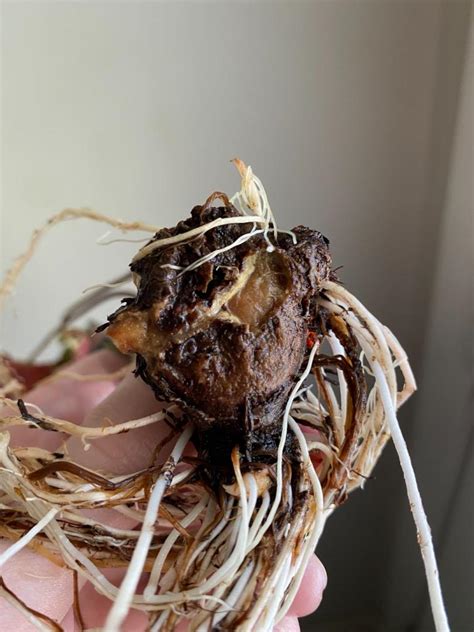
[0,350,327,631]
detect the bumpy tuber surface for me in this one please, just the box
[104,196,333,447]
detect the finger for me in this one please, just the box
[152,613,301,632]
[0,539,73,630]
[274,615,301,632]
[170,557,326,630]
[65,372,170,536]
[0,350,128,629]
[66,372,166,474]
[287,554,327,617]
[61,374,324,629]
[4,349,128,450]
[60,607,75,632]
[58,372,167,628]
[62,568,147,632]
[62,373,186,626]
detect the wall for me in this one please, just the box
[387,20,473,632]
[1,2,471,629]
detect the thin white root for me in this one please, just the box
[104,424,193,632]
[0,404,171,443]
[177,227,264,277]
[143,495,210,600]
[320,280,447,631]
[258,343,321,538]
[275,417,328,625]
[132,214,265,263]
[81,279,133,294]
[373,362,449,632]
[36,362,133,387]
[0,507,59,568]
[96,230,151,245]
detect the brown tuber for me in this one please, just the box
[104,196,333,444]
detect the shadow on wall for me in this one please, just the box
[301,3,472,631]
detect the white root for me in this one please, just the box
[81,278,133,294]
[134,160,281,278]
[144,495,209,600]
[0,507,59,568]
[274,416,328,625]
[36,362,133,386]
[321,280,448,631]
[373,362,448,632]
[176,227,264,277]
[96,230,151,245]
[104,424,193,632]
[255,343,321,543]
[132,214,265,263]
[0,403,172,444]
[210,560,256,627]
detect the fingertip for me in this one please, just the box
[67,372,165,474]
[274,615,301,632]
[6,349,129,450]
[288,555,327,617]
[0,539,73,627]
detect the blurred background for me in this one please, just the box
[1,2,472,630]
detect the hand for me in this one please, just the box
[0,350,327,631]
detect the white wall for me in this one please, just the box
[0,1,447,362]
[388,21,473,631]
[1,2,471,630]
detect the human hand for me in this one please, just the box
[0,350,327,631]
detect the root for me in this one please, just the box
[320,280,447,631]
[0,402,174,449]
[0,208,159,313]
[104,424,194,631]
[132,213,265,264]
[36,362,133,387]
[0,279,441,629]
[373,362,448,631]
[0,577,62,631]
